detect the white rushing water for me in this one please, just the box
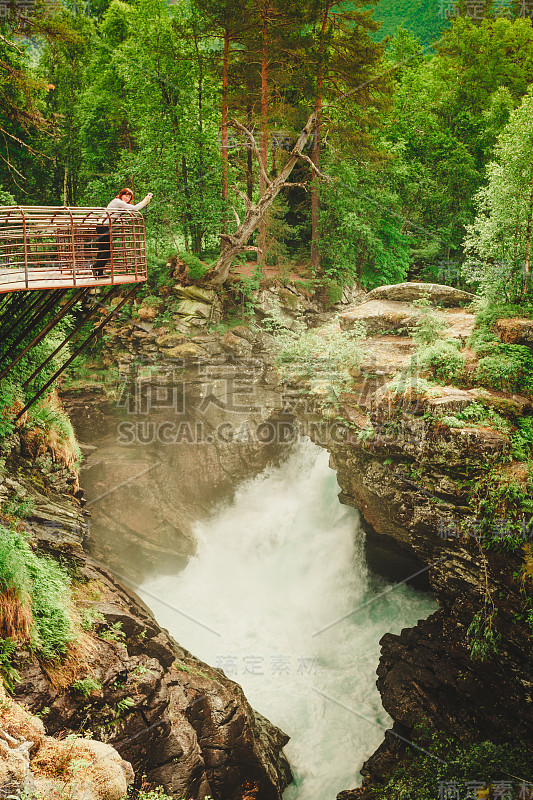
[138,439,436,799]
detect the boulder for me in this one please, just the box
[162,342,203,358]
[339,300,420,335]
[137,305,159,322]
[229,325,256,343]
[155,333,188,349]
[0,685,132,800]
[494,317,533,345]
[364,282,476,307]
[221,331,251,358]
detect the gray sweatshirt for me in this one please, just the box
[99,195,152,224]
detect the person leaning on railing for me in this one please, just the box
[91,188,153,278]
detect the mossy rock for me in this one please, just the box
[278,288,300,310]
[469,388,531,419]
[155,333,187,349]
[162,342,202,358]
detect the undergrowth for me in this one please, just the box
[0,526,75,670]
[274,322,366,406]
[361,735,533,800]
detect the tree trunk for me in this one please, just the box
[181,155,199,252]
[63,163,68,206]
[258,6,269,265]
[222,26,230,207]
[523,181,533,288]
[246,104,254,201]
[209,112,317,285]
[310,3,331,275]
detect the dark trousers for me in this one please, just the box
[92,225,110,277]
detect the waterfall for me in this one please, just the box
[138,439,436,799]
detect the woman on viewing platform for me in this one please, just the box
[91,187,153,278]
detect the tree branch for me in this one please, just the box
[231,205,241,227]
[296,152,331,181]
[229,117,271,188]
[231,184,253,210]
[0,34,23,53]
[208,111,320,285]
[0,126,55,160]
[280,182,308,190]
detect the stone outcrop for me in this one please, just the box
[339,300,420,336]
[0,434,291,800]
[301,345,533,795]
[362,281,476,307]
[340,300,475,342]
[8,508,291,800]
[0,683,133,800]
[494,316,533,344]
[266,283,532,796]
[319,387,533,789]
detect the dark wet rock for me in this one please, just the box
[309,380,533,788]
[12,519,291,800]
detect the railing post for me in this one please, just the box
[141,217,146,280]
[134,213,139,282]
[108,212,115,285]
[66,206,76,287]
[20,207,28,289]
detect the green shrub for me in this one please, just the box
[140,295,160,308]
[418,339,465,384]
[412,297,447,346]
[275,324,364,401]
[475,343,533,394]
[455,401,511,435]
[144,251,173,292]
[0,638,20,692]
[467,610,501,661]
[438,415,465,428]
[130,789,214,800]
[471,301,533,353]
[366,737,533,800]
[0,382,20,451]
[0,527,75,662]
[0,188,15,205]
[72,677,102,697]
[475,301,533,328]
[1,489,35,519]
[179,252,210,280]
[511,416,533,461]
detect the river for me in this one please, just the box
[72,367,435,799]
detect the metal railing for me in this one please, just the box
[0,206,147,294]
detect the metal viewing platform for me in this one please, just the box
[0,205,148,418]
[0,205,147,294]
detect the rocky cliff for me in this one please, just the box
[1,441,291,800]
[301,285,533,794]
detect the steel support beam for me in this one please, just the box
[0,290,64,365]
[22,286,121,388]
[0,289,85,381]
[15,285,140,420]
[0,290,53,350]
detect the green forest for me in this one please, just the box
[4,3,533,800]
[2,0,533,301]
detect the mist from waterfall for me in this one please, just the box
[137,439,436,799]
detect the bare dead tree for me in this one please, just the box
[207,111,329,285]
